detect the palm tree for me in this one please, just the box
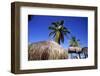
[69,36,80,47]
[68,36,81,59]
[48,20,70,44]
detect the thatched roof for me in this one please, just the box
[68,46,82,52]
[28,40,68,60]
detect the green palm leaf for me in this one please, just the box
[60,20,64,25]
[48,20,70,44]
[48,26,56,30]
[52,22,58,27]
[69,36,80,47]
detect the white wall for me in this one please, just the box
[0,0,100,76]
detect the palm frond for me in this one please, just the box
[60,32,64,43]
[48,20,71,44]
[49,31,55,37]
[56,21,60,26]
[60,20,64,25]
[63,32,69,39]
[48,26,56,30]
[52,22,58,27]
[69,36,80,47]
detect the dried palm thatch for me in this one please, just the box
[28,41,68,60]
[68,46,82,52]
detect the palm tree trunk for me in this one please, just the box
[55,31,60,44]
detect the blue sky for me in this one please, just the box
[28,15,88,48]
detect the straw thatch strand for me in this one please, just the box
[28,41,68,60]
